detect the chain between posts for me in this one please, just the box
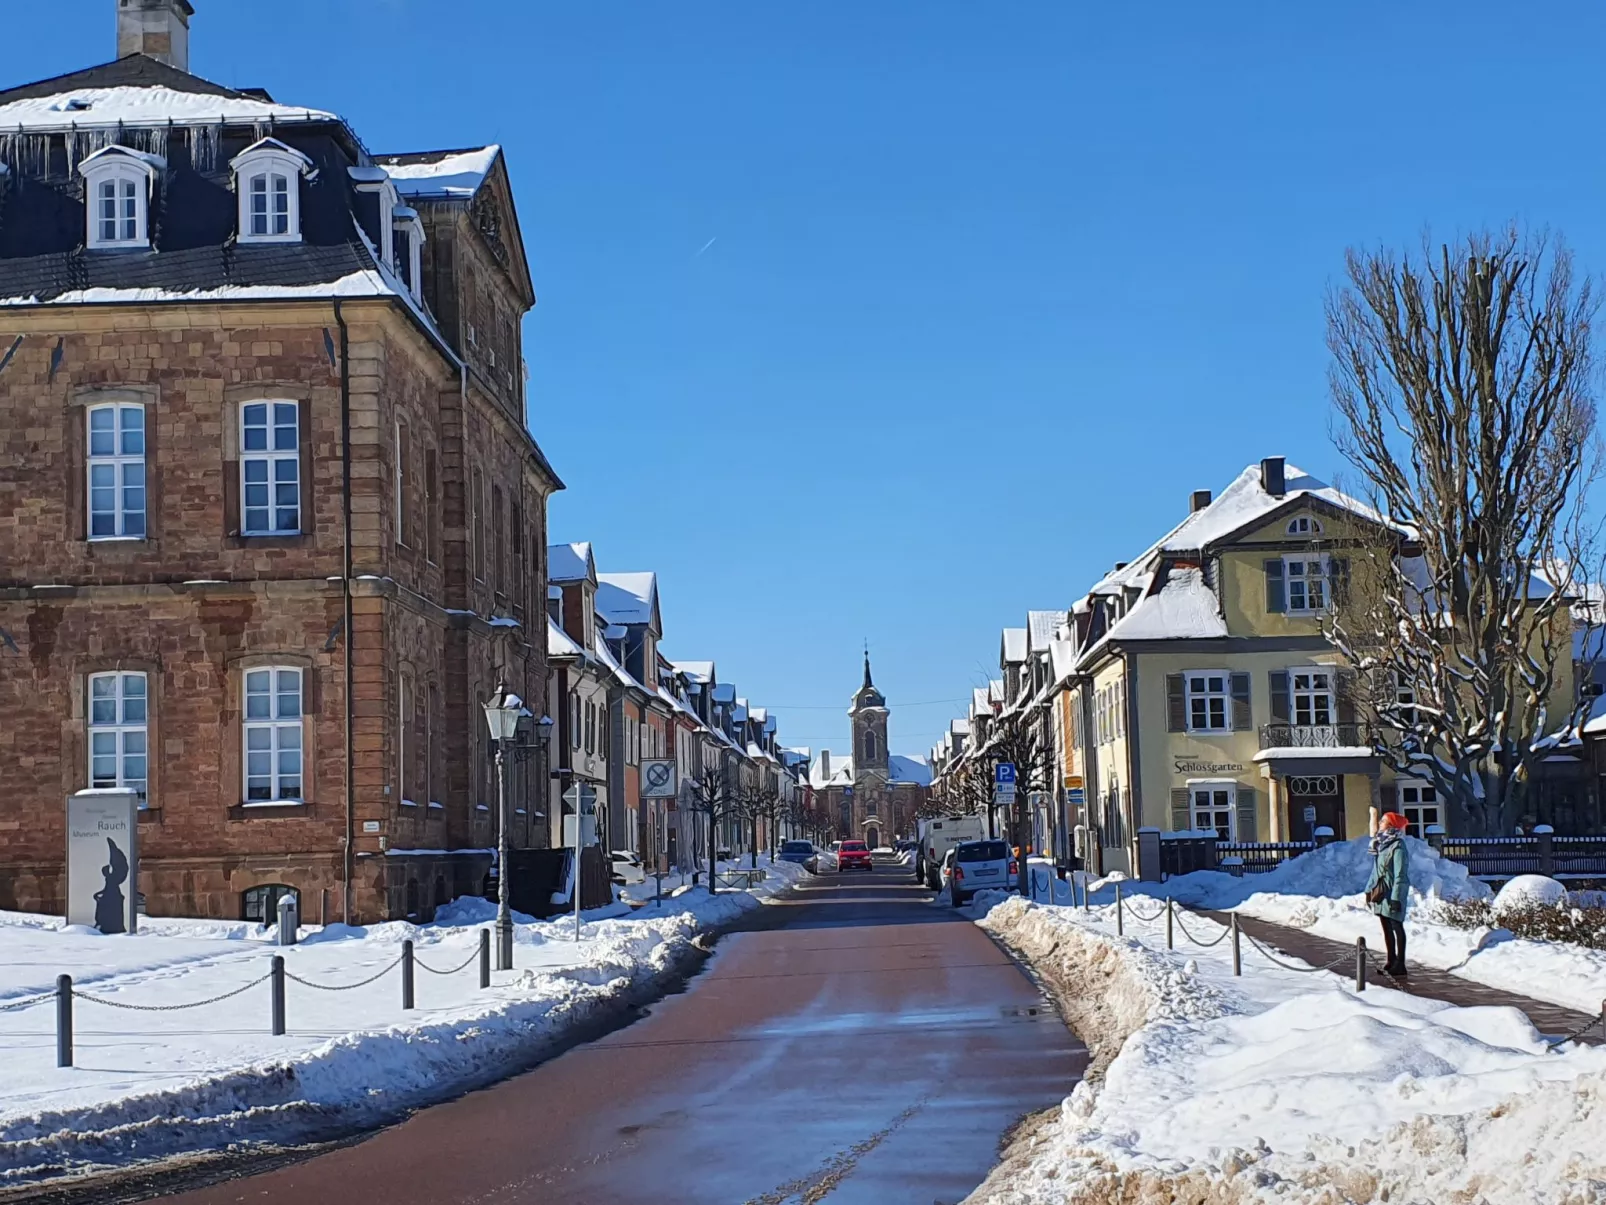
[1240,930,1354,974]
[75,970,275,1011]
[1171,909,1232,948]
[414,946,482,976]
[283,955,405,992]
[1550,1001,1606,1048]
[0,991,57,1014]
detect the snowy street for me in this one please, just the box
[133,861,1084,1205]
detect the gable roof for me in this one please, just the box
[0,55,264,109]
[1161,462,1387,553]
[377,146,500,200]
[672,660,715,684]
[547,542,595,584]
[1001,628,1028,665]
[595,572,660,630]
[888,755,933,786]
[1101,566,1228,643]
[1027,610,1068,654]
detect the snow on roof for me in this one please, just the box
[1099,567,1227,643]
[889,755,933,786]
[1049,637,1080,684]
[989,679,1005,702]
[591,634,645,693]
[0,268,402,309]
[1001,628,1028,664]
[749,707,768,724]
[1028,610,1068,654]
[672,660,715,684]
[971,687,993,716]
[1162,463,1385,553]
[595,572,657,626]
[0,85,335,131]
[546,617,584,660]
[547,542,593,583]
[951,718,972,735]
[810,753,854,788]
[377,146,500,199]
[711,683,736,704]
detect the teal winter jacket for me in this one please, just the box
[1366,832,1409,921]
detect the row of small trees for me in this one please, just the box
[679,767,841,889]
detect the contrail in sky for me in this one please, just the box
[695,237,717,257]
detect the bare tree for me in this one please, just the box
[984,710,1057,894]
[685,765,736,892]
[1326,228,1602,833]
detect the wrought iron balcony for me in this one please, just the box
[1258,723,1372,750]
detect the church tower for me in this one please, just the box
[850,652,889,781]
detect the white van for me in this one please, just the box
[916,815,987,889]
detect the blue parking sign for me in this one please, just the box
[995,763,1016,785]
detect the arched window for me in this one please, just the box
[1286,515,1322,535]
[80,146,160,250]
[862,730,877,761]
[231,138,312,244]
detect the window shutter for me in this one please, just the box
[1269,670,1290,723]
[1379,782,1397,814]
[1166,673,1186,732]
[1170,787,1190,831]
[1330,556,1351,606]
[1335,668,1358,727]
[1265,558,1286,613]
[1235,787,1258,841]
[1230,672,1251,731]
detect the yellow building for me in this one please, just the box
[1061,457,1448,875]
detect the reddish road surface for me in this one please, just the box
[156,862,1087,1205]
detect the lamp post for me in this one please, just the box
[482,680,523,971]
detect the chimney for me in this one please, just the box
[1113,561,1127,571]
[117,0,194,71]
[820,750,831,780]
[1190,489,1212,513]
[1260,456,1286,498]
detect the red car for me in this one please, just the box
[837,840,874,871]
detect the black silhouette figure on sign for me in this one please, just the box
[94,837,129,934]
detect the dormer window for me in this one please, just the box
[231,139,312,244]
[79,146,162,250]
[392,205,425,302]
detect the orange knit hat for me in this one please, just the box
[1380,810,1410,832]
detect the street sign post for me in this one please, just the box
[639,761,677,902]
[993,762,1016,806]
[562,783,598,939]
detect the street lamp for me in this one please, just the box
[483,680,523,971]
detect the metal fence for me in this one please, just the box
[1213,831,1606,881]
[1215,840,1317,875]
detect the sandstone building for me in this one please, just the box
[808,656,931,846]
[0,1,560,922]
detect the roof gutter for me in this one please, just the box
[334,298,355,924]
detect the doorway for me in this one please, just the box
[1285,774,1344,840]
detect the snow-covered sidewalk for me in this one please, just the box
[964,893,1606,1204]
[1084,837,1606,1016]
[0,861,805,1188]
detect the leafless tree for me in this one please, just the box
[984,710,1057,893]
[685,765,737,892]
[1325,228,1602,833]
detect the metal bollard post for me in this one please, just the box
[479,928,491,989]
[56,974,73,1068]
[271,955,286,1036]
[1115,883,1124,936]
[1230,914,1241,976]
[1166,898,1174,950]
[402,939,415,1010]
[1355,937,1367,992]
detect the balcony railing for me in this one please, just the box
[1258,723,1372,750]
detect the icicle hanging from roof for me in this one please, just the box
[185,123,221,173]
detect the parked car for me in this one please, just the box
[917,814,987,888]
[948,839,1016,906]
[837,839,874,872]
[610,849,646,886]
[779,840,817,871]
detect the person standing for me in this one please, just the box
[1366,809,1411,975]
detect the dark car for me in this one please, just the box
[837,840,874,871]
[779,840,816,870]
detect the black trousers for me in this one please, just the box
[1378,916,1407,969]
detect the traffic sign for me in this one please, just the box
[1067,788,1085,806]
[1064,774,1083,791]
[562,783,597,812]
[995,763,1017,785]
[640,759,678,799]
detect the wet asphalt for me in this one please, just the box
[152,860,1087,1205]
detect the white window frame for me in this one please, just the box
[1286,515,1322,536]
[86,402,147,540]
[1284,554,1330,612]
[392,207,425,302]
[88,670,148,805]
[1290,667,1336,728]
[240,401,301,535]
[1397,780,1440,838]
[232,140,310,244]
[1184,669,1230,733]
[1187,779,1236,840]
[80,149,156,250]
[243,667,304,804]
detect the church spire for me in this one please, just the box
[862,647,874,690]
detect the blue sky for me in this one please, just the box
[8,2,1606,758]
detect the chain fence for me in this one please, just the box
[1171,908,1232,948]
[6,928,500,1069]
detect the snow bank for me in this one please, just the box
[967,897,1606,1204]
[1495,874,1570,917]
[0,864,805,1187]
